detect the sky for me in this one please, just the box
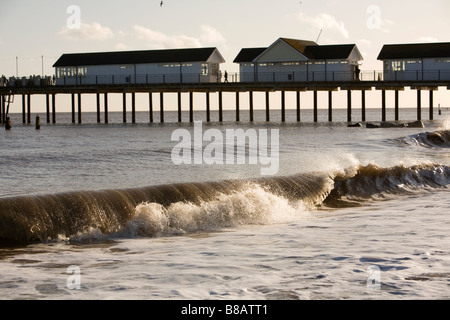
[0,0,449,112]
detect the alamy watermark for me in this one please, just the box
[66,5,81,30]
[171,122,279,176]
[367,265,381,290]
[366,5,382,30]
[66,265,81,290]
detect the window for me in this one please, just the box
[327,61,339,65]
[341,60,348,64]
[201,63,209,75]
[407,60,421,64]
[436,58,450,63]
[78,67,87,77]
[391,60,405,72]
[56,68,66,79]
[314,61,325,65]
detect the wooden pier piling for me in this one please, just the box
[189,92,194,123]
[313,91,318,123]
[149,92,153,123]
[22,94,26,124]
[347,90,352,123]
[429,90,434,121]
[71,93,75,123]
[27,94,31,124]
[78,93,82,124]
[417,89,421,121]
[160,92,164,123]
[361,90,366,122]
[235,92,240,122]
[123,92,127,123]
[206,91,210,122]
[249,91,254,122]
[104,93,108,124]
[52,94,56,124]
[1,80,448,126]
[132,92,136,124]
[219,91,223,122]
[46,94,50,123]
[96,93,101,123]
[328,91,333,122]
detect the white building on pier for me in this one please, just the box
[377,42,450,81]
[53,47,225,85]
[234,38,363,82]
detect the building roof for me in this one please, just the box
[234,38,361,63]
[377,42,450,60]
[233,48,267,63]
[53,47,224,67]
[280,38,318,53]
[303,44,359,60]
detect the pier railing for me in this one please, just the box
[2,70,450,88]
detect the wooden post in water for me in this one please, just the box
[281,91,286,122]
[381,90,386,122]
[206,92,210,122]
[249,91,254,122]
[46,94,50,123]
[328,91,333,122]
[265,91,270,122]
[27,94,31,124]
[71,93,75,123]
[22,94,26,124]
[361,90,366,122]
[347,90,352,123]
[104,93,109,124]
[149,92,154,123]
[52,94,56,124]
[219,91,223,122]
[395,90,399,121]
[132,92,136,124]
[96,93,101,123]
[35,115,40,130]
[177,92,182,123]
[77,93,82,124]
[235,92,240,122]
[123,92,127,123]
[417,89,422,121]
[313,91,318,123]
[296,91,301,122]
[160,92,164,123]
[0,95,4,124]
[189,92,194,123]
[429,90,433,121]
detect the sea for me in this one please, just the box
[0,107,449,302]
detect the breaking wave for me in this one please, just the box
[1,163,449,246]
[402,130,450,149]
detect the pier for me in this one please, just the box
[1,78,449,126]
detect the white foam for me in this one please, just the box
[118,184,311,238]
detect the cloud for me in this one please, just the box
[133,25,202,48]
[298,12,349,39]
[132,25,226,49]
[57,22,114,41]
[358,39,373,48]
[200,25,226,45]
[417,36,439,43]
